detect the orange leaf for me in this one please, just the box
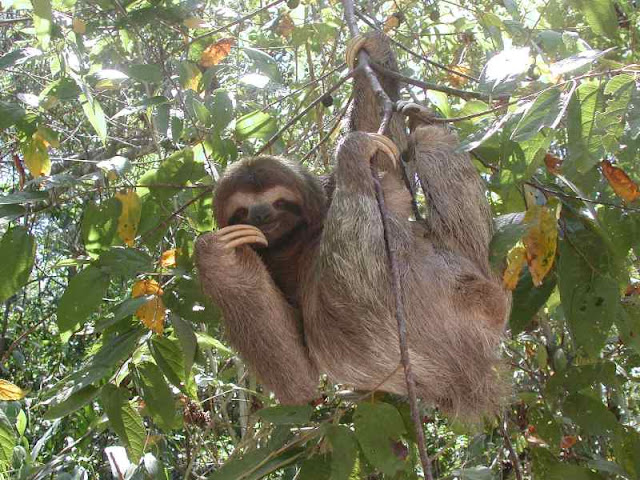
[0,379,26,401]
[523,204,558,286]
[132,279,163,297]
[72,18,86,34]
[601,160,640,203]
[544,153,562,175]
[503,245,526,290]
[200,38,234,67]
[276,13,295,37]
[560,435,577,449]
[383,13,401,32]
[160,248,181,268]
[448,65,471,88]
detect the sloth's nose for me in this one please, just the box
[248,204,272,225]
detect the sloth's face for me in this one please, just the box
[223,186,305,247]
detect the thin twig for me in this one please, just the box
[1,312,53,365]
[370,62,495,101]
[340,2,434,479]
[257,69,357,155]
[186,0,285,48]
[354,9,479,82]
[301,94,353,164]
[500,416,524,480]
[141,187,213,241]
[525,180,640,212]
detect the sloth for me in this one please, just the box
[195,33,510,416]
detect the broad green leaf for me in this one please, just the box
[96,247,152,277]
[134,362,178,430]
[566,82,605,173]
[101,385,146,463]
[549,49,610,76]
[0,227,36,303]
[614,427,640,479]
[509,271,556,334]
[236,111,277,141]
[207,89,234,133]
[557,239,619,358]
[96,296,152,332]
[81,198,121,255]
[138,148,205,201]
[478,47,530,95]
[170,315,197,376]
[81,94,107,143]
[44,385,101,420]
[257,405,314,425]
[57,265,110,335]
[31,0,53,48]
[564,393,619,436]
[150,336,195,397]
[490,213,526,268]
[0,191,48,205]
[0,422,15,467]
[298,455,331,480]
[0,101,26,131]
[354,402,408,477]
[326,425,358,480]
[615,301,640,355]
[529,404,562,447]
[0,48,42,70]
[127,64,163,84]
[195,333,232,356]
[511,88,562,142]
[571,0,618,38]
[242,47,283,83]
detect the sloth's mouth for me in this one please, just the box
[259,222,281,234]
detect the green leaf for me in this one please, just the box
[44,385,101,420]
[0,101,26,131]
[81,94,107,143]
[236,111,277,141]
[326,425,358,480]
[615,301,640,355]
[257,405,314,425]
[571,0,618,38]
[57,265,110,335]
[195,333,232,356]
[490,213,526,268]
[209,448,304,480]
[31,0,53,48]
[0,422,15,467]
[529,404,562,447]
[511,88,562,141]
[96,296,151,332]
[564,393,619,436]
[0,227,36,303]
[557,240,619,357]
[150,336,195,396]
[134,362,178,430]
[170,315,197,376]
[0,48,42,70]
[101,385,146,463]
[299,455,331,480]
[509,271,556,334]
[0,191,48,205]
[127,64,163,83]
[96,247,153,277]
[354,402,408,477]
[139,148,205,201]
[207,89,234,133]
[566,82,606,173]
[242,47,283,83]
[81,198,121,255]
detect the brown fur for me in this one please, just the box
[195,33,510,417]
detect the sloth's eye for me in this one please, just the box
[228,207,248,225]
[273,199,286,209]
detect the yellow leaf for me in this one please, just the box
[21,136,51,178]
[136,296,165,334]
[601,160,640,203]
[0,379,26,401]
[132,278,163,297]
[200,38,234,68]
[72,18,86,34]
[160,248,180,268]
[276,13,295,37]
[183,17,207,29]
[523,204,558,286]
[115,190,142,247]
[503,245,526,290]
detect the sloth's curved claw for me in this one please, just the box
[367,133,400,168]
[396,101,436,127]
[217,225,268,249]
[345,35,368,69]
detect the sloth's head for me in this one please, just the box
[214,156,326,248]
